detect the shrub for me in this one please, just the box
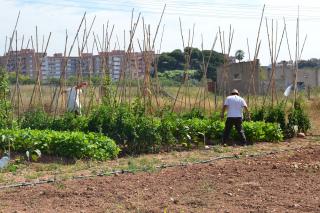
[182,108,205,119]
[285,101,311,137]
[88,104,161,155]
[208,111,221,121]
[251,107,265,121]
[134,117,161,153]
[251,104,286,131]
[87,105,112,133]
[112,105,137,150]
[0,129,120,160]
[21,110,88,132]
[265,105,286,131]
[51,113,88,131]
[20,109,52,130]
[158,115,177,148]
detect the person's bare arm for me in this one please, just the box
[221,105,227,120]
[243,105,249,113]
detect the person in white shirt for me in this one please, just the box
[65,82,87,115]
[221,89,250,146]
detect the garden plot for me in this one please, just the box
[0,138,320,212]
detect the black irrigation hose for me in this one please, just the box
[0,179,55,189]
[0,147,300,190]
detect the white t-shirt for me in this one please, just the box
[224,95,247,118]
[66,87,82,112]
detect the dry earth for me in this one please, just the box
[1,142,320,213]
[1,102,320,212]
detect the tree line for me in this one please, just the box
[298,58,320,69]
[157,47,224,81]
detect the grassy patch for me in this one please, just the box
[0,173,6,183]
[24,171,43,180]
[0,138,316,186]
[212,145,232,153]
[181,155,200,163]
[33,163,60,172]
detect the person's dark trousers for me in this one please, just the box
[223,117,247,145]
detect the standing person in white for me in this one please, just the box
[65,82,87,115]
[221,89,250,146]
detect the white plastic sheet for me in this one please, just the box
[0,156,10,169]
[284,84,293,97]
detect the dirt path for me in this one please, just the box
[1,143,320,212]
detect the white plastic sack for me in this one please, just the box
[0,156,10,169]
[284,84,293,97]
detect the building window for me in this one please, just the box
[233,73,241,80]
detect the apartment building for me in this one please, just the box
[1,49,45,79]
[97,50,148,80]
[0,49,153,82]
[41,53,63,79]
[80,53,94,77]
[41,53,78,80]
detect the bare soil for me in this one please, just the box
[1,141,320,213]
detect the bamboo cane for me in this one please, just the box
[52,12,87,117]
[247,5,265,106]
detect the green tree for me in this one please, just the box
[168,49,184,62]
[235,49,245,62]
[157,48,224,81]
[8,72,35,85]
[158,54,178,72]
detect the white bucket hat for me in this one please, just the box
[231,89,239,95]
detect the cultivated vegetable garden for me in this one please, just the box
[0,5,312,163]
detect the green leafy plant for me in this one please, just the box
[0,68,12,129]
[285,101,311,138]
[19,102,285,155]
[158,115,177,149]
[20,109,52,130]
[182,108,205,119]
[20,110,88,132]
[26,149,42,162]
[51,112,88,131]
[135,117,161,153]
[265,104,286,131]
[251,104,287,133]
[184,118,209,146]
[251,107,265,121]
[0,129,120,160]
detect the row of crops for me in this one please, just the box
[0,100,310,160]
